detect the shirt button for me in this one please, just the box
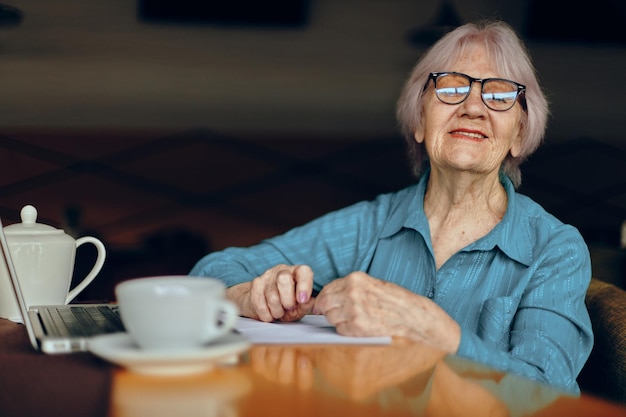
[427,290,435,299]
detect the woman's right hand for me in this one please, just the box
[226,264,315,322]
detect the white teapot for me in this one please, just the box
[0,205,106,321]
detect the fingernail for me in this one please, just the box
[312,306,320,315]
[298,292,308,303]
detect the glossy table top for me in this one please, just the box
[1,318,625,417]
[111,340,626,417]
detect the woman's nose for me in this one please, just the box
[460,82,488,114]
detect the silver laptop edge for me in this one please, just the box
[0,218,40,351]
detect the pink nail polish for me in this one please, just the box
[298,292,307,303]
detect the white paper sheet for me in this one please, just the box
[234,315,391,345]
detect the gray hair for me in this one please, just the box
[396,20,549,188]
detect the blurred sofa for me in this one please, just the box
[578,278,626,403]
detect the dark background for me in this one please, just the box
[0,0,624,299]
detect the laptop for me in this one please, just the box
[0,218,125,354]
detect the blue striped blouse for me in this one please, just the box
[191,172,593,394]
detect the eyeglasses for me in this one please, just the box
[426,72,527,112]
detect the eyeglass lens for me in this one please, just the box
[435,73,520,111]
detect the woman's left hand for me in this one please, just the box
[314,272,461,353]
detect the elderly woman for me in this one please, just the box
[191,20,593,393]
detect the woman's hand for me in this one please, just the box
[314,272,461,353]
[226,264,315,322]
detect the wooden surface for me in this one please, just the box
[1,318,625,417]
[111,343,626,417]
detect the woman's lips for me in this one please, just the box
[450,129,488,140]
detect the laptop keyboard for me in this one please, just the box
[46,305,125,337]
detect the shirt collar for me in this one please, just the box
[472,174,534,267]
[380,171,534,267]
[380,171,430,240]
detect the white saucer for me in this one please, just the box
[88,332,250,376]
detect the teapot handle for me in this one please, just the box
[65,237,107,304]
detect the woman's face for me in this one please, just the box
[414,44,523,178]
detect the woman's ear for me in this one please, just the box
[413,126,425,144]
[510,134,522,158]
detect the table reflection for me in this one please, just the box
[247,341,565,417]
[249,340,443,399]
[109,340,600,417]
[112,367,251,417]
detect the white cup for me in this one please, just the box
[115,276,238,351]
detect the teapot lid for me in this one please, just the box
[3,205,63,235]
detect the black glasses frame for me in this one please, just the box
[426,71,527,112]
